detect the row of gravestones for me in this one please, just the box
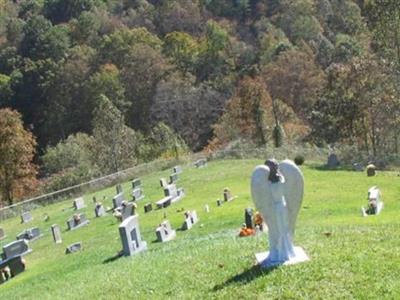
[0,163,201,282]
[327,154,377,176]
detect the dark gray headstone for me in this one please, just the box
[116,184,123,194]
[353,163,364,172]
[367,164,376,177]
[327,154,340,168]
[0,255,26,283]
[65,242,82,254]
[16,227,42,241]
[216,200,222,206]
[20,212,33,224]
[144,203,153,213]
[66,214,90,231]
[51,224,62,244]
[119,215,147,256]
[73,197,86,210]
[94,204,106,217]
[155,220,176,242]
[173,165,182,174]
[132,178,141,189]
[113,192,125,209]
[121,202,136,221]
[2,240,31,260]
[245,208,254,229]
[223,188,234,202]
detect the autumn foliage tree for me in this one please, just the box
[0,108,37,206]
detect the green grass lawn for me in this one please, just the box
[1,159,400,299]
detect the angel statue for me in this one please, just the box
[251,159,309,268]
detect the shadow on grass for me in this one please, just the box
[103,251,123,264]
[212,264,278,291]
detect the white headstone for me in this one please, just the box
[20,212,33,224]
[51,224,62,244]
[155,220,176,242]
[73,197,86,210]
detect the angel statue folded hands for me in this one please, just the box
[251,159,309,268]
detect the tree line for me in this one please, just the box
[0,0,399,205]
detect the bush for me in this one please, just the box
[294,155,305,165]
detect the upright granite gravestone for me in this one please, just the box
[366,164,376,177]
[0,255,26,284]
[113,192,125,209]
[327,154,340,168]
[169,173,179,184]
[2,240,32,260]
[353,163,364,172]
[160,178,168,188]
[51,224,62,244]
[245,208,254,229]
[73,197,86,210]
[223,188,235,202]
[182,210,199,230]
[132,188,144,201]
[173,165,182,174]
[116,184,123,194]
[119,215,147,256]
[144,203,153,213]
[0,228,5,240]
[95,203,106,217]
[121,202,136,221]
[20,212,33,224]
[132,178,141,189]
[16,227,42,241]
[155,220,176,242]
[66,214,90,231]
[251,159,309,268]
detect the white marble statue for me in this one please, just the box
[251,159,309,268]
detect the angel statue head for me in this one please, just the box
[264,159,281,183]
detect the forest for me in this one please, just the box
[0,0,399,205]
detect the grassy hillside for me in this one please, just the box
[1,159,400,299]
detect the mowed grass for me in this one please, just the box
[1,159,400,299]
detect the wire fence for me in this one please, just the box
[1,143,385,221]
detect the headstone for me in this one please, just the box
[2,240,32,260]
[327,154,340,168]
[20,212,33,224]
[245,208,254,229]
[223,188,235,202]
[155,196,172,209]
[112,192,125,209]
[216,199,222,206]
[16,227,42,241]
[116,184,123,194]
[173,165,182,174]
[163,184,185,203]
[0,228,5,240]
[65,242,82,254]
[131,178,141,189]
[121,202,136,221]
[182,210,199,230]
[169,173,179,184]
[353,163,364,172]
[362,186,383,216]
[144,203,153,213]
[252,159,309,268]
[66,213,90,231]
[0,255,25,284]
[160,178,168,188]
[51,224,62,244]
[132,188,144,201]
[95,203,106,217]
[119,215,147,256]
[194,159,207,168]
[366,164,376,177]
[155,220,176,242]
[204,204,210,213]
[73,197,86,210]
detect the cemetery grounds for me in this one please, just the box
[1,159,400,299]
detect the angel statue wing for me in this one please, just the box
[251,165,278,237]
[278,159,304,236]
[251,160,304,237]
